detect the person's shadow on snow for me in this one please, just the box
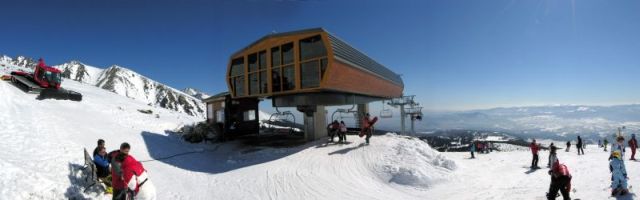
[327,143,366,155]
[524,168,539,174]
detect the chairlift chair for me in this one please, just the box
[380,100,393,118]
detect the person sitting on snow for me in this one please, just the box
[547,160,572,200]
[94,146,113,192]
[116,149,157,200]
[565,141,571,152]
[610,150,629,196]
[93,139,105,157]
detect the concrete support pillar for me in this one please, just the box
[356,104,369,129]
[299,105,327,141]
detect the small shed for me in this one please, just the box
[203,92,259,140]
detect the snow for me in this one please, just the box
[0,75,458,199]
[4,65,639,199]
[429,145,640,199]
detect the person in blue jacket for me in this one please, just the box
[470,141,476,159]
[610,150,629,196]
[94,146,110,178]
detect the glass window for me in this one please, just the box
[230,57,244,76]
[249,73,258,95]
[272,67,281,92]
[259,51,266,69]
[282,43,294,65]
[320,58,328,80]
[271,47,280,67]
[248,53,257,72]
[299,35,327,61]
[301,60,320,89]
[207,104,214,120]
[233,76,244,96]
[259,71,267,93]
[243,110,256,121]
[282,65,295,91]
[216,110,224,123]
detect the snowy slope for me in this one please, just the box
[0,76,458,199]
[1,54,206,118]
[0,76,201,199]
[429,145,640,200]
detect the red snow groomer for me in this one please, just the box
[10,58,82,101]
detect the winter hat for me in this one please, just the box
[612,150,622,159]
[633,134,636,138]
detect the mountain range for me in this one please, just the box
[1,55,208,118]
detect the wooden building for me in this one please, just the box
[226,28,403,106]
[209,28,404,141]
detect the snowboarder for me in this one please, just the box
[604,138,609,151]
[565,141,571,152]
[546,160,572,200]
[548,143,560,168]
[531,139,541,169]
[116,148,157,200]
[611,136,626,160]
[629,134,638,161]
[576,136,584,155]
[610,150,629,196]
[93,139,105,157]
[470,141,476,159]
[339,121,347,143]
[360,113,378,144]
[327,120,340,142]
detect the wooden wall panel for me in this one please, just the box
[323,60,403,98]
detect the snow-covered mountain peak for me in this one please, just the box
[182,87,210,100]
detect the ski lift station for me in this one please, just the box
[204,27,409,141]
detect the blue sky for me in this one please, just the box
[2,0,640,111]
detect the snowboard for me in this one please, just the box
[359,117,378,137]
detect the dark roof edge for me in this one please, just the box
[230,27,326,58]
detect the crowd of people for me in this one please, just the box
[327,112,378,144]
[92,139,157,200]
[523,133,640,199]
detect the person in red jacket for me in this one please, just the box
[531,139,541,169]
[110,143,132,200]
[116,150,157,200]
[547,160,572,200]
[629,134,638,161]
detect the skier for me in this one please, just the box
[548,143,560,168]
[576,136,584,155]
[565,141,571,152]
[629,134,638,161]
[610,150,629,196]
[470,141,476,159]
[339,121,347,143]
[611,136,626,160]
[604,138,609,151]
[546,160,572,200]
[531,139,541,169]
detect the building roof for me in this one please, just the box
[231,27,403,86]
[202,91,229,103]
